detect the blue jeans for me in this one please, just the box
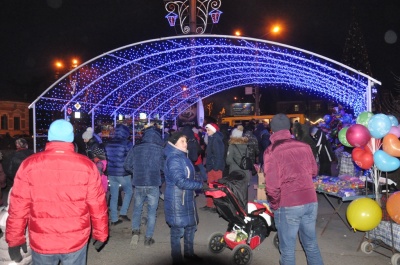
[32,244,87,265]
[109,175,133,222]
[274,202,323,265]
[170,225,197,263]
[132,186,159,238]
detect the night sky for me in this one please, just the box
[1,0,399,103]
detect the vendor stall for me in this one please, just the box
[313,175,378,235]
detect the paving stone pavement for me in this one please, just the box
[87,174,395,265]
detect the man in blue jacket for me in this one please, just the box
[105,124,133,225]
[124,126,165,248]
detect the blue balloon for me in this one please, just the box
[388,115,399,126]
[342,114,353,124]
[368,114,391,139]
[374,150,400,172]
[324,115,332,124]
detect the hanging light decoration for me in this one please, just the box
[209,9,222,24]
[165,12,178,27]
[164,0,222,34]
[30,35,380,133]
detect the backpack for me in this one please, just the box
[187,138,201,162]
[233,145,253,170]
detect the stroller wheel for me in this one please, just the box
[232,244,253,265]
[208,232,226,254]
[273,233,279,250]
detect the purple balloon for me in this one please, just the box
[346,124,371,147]
[389,126,400,138]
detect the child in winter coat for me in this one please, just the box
[92,147,108,193]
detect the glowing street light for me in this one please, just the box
[71,58,79,68]
[271,25,281,34]
[55,61,63,69]
[53,57,80,80]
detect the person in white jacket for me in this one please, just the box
[0,188,32,265]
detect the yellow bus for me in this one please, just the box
[221,114,305,127]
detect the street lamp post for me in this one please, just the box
[164,0,222,35]
[239,25,282,116]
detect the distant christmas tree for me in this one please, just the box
[341,9,372,76]
[341,8,384,112]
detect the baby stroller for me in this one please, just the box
[205,170,276,265]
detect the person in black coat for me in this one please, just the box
[6,138,33,188]
[311,127,336,176]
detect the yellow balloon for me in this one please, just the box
[346,198,382,231]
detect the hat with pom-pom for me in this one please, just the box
[82,127,94,140]
[205,123,219,133]
[231,125,244,138]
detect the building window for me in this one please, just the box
[1,114,8,130]
[14,117,21,130]
[315,103,321,111]
[294,104,299,112]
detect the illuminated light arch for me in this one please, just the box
[30,35,380,148]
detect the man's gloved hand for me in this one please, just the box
[93,240,106,252]
[8,242,27,262]
[202,183,210,191]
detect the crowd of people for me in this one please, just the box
[0,114,353,264]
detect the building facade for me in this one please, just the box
[0,101,30,136]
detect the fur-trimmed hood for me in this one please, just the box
[229,137,249,145]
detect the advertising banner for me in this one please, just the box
[231,103,255,116]
[178,104,197,127]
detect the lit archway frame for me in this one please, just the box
[30,35,380,150]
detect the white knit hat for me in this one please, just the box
[231,125,244,138]
[82,127,94,140]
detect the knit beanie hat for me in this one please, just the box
[92,147,106,160]
[231,125,244,138]
[48,119,74,142]
[205,123,219,133]
[168,132,187,145]
[270,113,291,132]
[82,127,94,140]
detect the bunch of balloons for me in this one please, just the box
[338,112,400,172]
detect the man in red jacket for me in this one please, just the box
[263,114,323,265]
[6,119,109,265]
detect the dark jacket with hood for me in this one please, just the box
[254,123,271,165]
[124,127,164,186]
[205,131,225,172]
[181,126,199,162]
[105,124,132,176]
[85,137,101,160]
[6,148,34,187]
[226,137,251,181]
[293,122,317,158]
[313,128,335,175]
[163,142,203,227]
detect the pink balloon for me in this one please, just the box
[389,126,400,138]
[346,124,371,147]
